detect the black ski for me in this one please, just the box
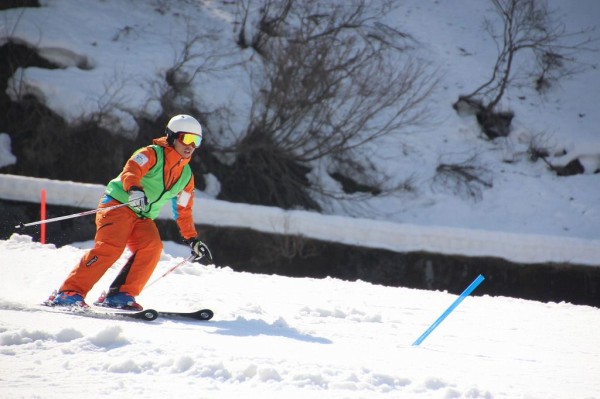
[40,302,158,322]
[101,307,159,321]
[158,308,214,321]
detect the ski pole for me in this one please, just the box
[14,202,131,229]
[145,254,196,289]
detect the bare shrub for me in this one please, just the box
[464,0,597,111]
[456,0,597,140]
[224,0,437,210]
[432,155,493,201]
[525,132,558,163]
[523,132,594,176]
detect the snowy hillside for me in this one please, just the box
[1,235,600,399]
[1,2,600,397]
[0,0,599,241]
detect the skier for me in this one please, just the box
[49,114,212,310]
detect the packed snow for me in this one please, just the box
[1,234,600,399]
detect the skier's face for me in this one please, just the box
[173,139,196,158]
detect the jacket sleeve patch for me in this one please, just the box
[177,191,191,207]
[133,153,149,167]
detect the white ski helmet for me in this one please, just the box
[165,114,202,146]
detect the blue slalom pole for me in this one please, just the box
[412,274,485,346]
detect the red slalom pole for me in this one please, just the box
[40,189,46,244]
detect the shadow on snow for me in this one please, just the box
[208,316,332,344]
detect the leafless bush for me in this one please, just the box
[462,0,597,112]
[523,132,587,176]
[525,132,556,162]
[454,0,597,141]
[432,155,493,201]
[224,0,437,210]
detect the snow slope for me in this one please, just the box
[1,2,600,397]
[1,234,600,399]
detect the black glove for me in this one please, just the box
[128,187,148,212]
[186,238,213,264]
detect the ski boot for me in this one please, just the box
[95,291,143,311]
[48,290,88,308]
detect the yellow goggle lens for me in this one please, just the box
[178,133,202,147]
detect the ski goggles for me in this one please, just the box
[177,132,202,148]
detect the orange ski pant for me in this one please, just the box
[59,202,163,298]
